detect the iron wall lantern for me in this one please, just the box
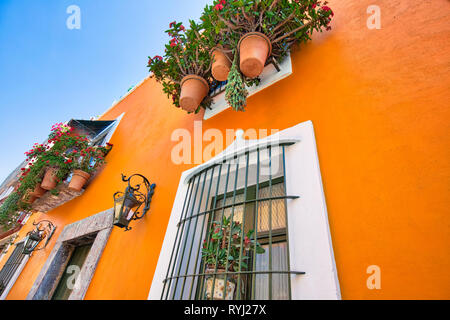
[23,220,57,255]
[113,174,156,231]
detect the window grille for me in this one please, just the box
[0,242,25,296]
[161,144,304,300]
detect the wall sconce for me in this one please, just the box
[113,174,156,231]
[23,220,57,255]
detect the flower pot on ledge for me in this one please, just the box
[22,190,37,205]
[41,167,59,190]
[238,32,272,79]
[211,48,232,82]
[203,267,238,300]
[179,75,209,113]
[68,170,91,192]
[31,183,46,198]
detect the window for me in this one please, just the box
[160,143,303,300]
[52,242,93,300]
[150,121,341,300]
[26,209,113,300]
[0,241,28,299]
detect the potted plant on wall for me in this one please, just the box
[148,21,213,113]
[206,0,334,77]
[201,215,265,300]
[68,146,107,192]
[0,123,94,230]
[198,0,334,111]
[38,124,89,192]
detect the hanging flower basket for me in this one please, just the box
[238,32,272,79]
[68,170,91,192]
[41,167,59,190]
[211,48,232,82]
[179,75,210,112]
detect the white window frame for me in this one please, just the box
[90,113,125,147]
[204,53,293,120]
[148,120,341,300]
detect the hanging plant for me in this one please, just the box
[225,53,249,111]
[205,0,334,63]
[147,0,333,113]
[147,21,213,113]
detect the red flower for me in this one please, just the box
[179,25,185,31]
[244,236,251,247]
[322,6,334,16]
[214,0,226,10]
[169,21,176,28]
[170,38,179,48]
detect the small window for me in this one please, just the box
[52,243,93,300]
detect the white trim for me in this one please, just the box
[148,120,340,300]
[204,53,293,120]
[183,135,300,184]
[102,113,125,145]
[0,186,14,201]
[0,239,29,300]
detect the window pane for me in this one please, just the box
[258,183,286,232]
[255,242,289,300]
[51,243,92,300]
[214,192,245,224]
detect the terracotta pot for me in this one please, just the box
[204,267,237,300]
[22,191,37,204]
[68,170,91,192]
[31,184,46,198]
[179,75,209,113]
[41,167,59,190]
[211,49,232,82]
[238,32,272,79]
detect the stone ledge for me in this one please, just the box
[31,183,84,213]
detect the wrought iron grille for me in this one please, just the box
[0,242,25,296]
[161,144,304,300]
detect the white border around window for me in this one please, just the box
[148,120,341,300]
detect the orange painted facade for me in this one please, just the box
[1,0,449,299]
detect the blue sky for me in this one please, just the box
[0,0,210,184]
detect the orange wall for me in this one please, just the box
[2,0,449,299]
